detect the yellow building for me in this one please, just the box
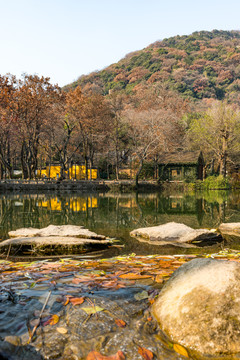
[69,165,97,180]
[37,165,97,180]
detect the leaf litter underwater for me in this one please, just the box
[0,250,240,359]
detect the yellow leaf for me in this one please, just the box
[173,343,189,358]
[49,314,59,325]
[56,327,68,334]
[82,306,104,315]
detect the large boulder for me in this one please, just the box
[130,222,222,247]
[152,258,240,356]
[8,224,105,240]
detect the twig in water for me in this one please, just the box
[27,290,52,344]
[6,243,11,260]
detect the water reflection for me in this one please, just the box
[1,191,240,254]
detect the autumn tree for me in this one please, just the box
[126,108,184,187]
[187,101,240,176]
[12,74,62,178]
[43,97,80,179]
[0,75,19,178]
[107,93,131,180]
[66,87,112,179]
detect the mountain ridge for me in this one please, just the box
[64,30,240,104]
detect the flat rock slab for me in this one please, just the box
[219,222,240,237]
[0,236,110,255]
[152,258,240,356]
[130,222,222,247]
[8,224,106,240]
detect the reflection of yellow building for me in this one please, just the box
[38,198,62,211]
[37,165,97,180]
[37,197,98,212]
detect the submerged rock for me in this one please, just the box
[152,258,240,356]
[8,224,106,240]
[130,222,222,247]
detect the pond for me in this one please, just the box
[1,190,240,258]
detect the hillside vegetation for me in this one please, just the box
[65,30,240,103]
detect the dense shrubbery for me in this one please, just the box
[194,176,231,190]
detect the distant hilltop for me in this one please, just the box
[64,30,240,103]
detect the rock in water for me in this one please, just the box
[130,222,222,247]
[152,258,240,356]
[8,224,105,240]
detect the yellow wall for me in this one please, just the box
[37,165,97,180]
[46,166,61,179]
[69,165,97,180]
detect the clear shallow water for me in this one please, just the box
[1,190,240,257]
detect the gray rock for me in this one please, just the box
[8,224,105,240]
[152,258,240,356]
[130,222,220,247]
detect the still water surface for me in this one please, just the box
[1,190,240,257]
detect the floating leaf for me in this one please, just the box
[69,297,85,306]
[42,314,59,326]
[173,343,189,358]
[138,346,154,360]
[134,290,149,301]
[115,319,126,328]
[82,306,104,315]
[56,327,68,334]
[155,275,164,283]
[86,350,125,360]
[119,273,151,280]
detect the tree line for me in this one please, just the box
[0,73,240,184]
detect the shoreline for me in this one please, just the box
[0,179,162,193]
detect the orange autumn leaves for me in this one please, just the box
[86,346,154,360]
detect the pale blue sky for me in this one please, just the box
[0,0,239,86]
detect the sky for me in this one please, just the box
[0,0,239,87]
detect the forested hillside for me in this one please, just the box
[65,30,240,104]
[1,31,240,184]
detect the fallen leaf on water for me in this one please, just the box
[82,306,104,315]
[86,350,125,360]
[42,314,59,326]
[155,275,164,284]
[115,319,126,328]
[69,297,85,306]
[138,346,153,360]
[119,273,151,280]
[173,343,189,358]
[56,327,68,334]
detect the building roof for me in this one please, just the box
[158,151,203,165]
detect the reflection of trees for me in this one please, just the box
[0,190,239,241]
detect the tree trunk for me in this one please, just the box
[85,156,88,180]
[219,152,227,177]
[135,158,144,188]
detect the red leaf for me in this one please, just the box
[69,297,85,306]
[138,346,154,360]
[86,350,125,360]
[115,319,126,328]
